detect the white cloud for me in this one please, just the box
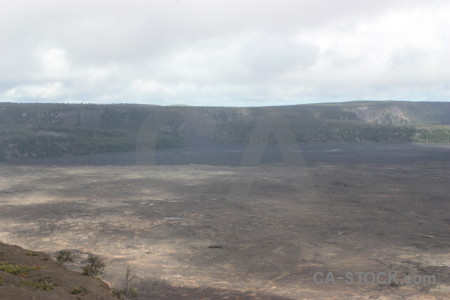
[1,0,449,105]
[35,48,70,80]
[5,82,66,99]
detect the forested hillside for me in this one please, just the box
[1,101,450,160]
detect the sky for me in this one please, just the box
[1,0,450,106]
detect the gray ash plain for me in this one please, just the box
[1,143,449,299]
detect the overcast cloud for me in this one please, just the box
[1,0,449,106]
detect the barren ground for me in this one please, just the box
[0,143,449,299]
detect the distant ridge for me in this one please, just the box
[1,101,450,160]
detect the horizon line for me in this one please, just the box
[1,99,449,109]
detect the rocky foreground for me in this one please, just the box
[0,241,117,300]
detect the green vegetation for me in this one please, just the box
[2,102,450,160]
[0,262,40,275]
[81,255,105,276]
[211,120,420,143]
[56,250,74,265]
[0,103,185,160]
[113,266,138,299]
[70,285,89,295]
[416,126,450,143]
[22,276,55,291]
[292,121,418,143]
[113,286,138,299]
[0,241,119,298]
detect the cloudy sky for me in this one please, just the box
[1,0,449,106]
